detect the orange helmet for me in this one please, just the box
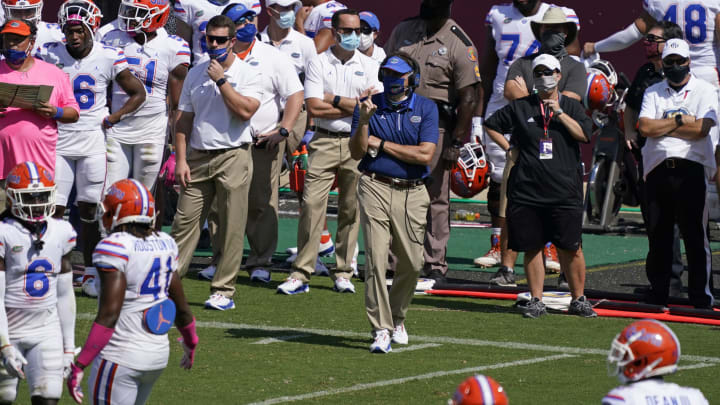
[58,0,103,34]
[450,143,491,199]
[117,0,170,33]
[5,161,56,222]
[100,179,156,232]
[607,320,680,383]
[2,0,42,24]
[584,60,617,111]
[450,375,508,405]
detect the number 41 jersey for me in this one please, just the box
[92,231,179,371]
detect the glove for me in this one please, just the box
[159,152,176,187]
[177,337,197,369]
[66,362,84,404]
[62,350,75,379]
[300,130,315,146]
[1,345,27,379]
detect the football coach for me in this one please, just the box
[349,53,438,353]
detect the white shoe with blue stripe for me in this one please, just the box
[277,278,309,295]
[204,293,235,310]
[250,268,271,283]
[370,330,392,353]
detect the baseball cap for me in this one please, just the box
[532,53,561,72]
[224,3,256,22]
[662,38,690,59]
[359,11,380,31]
[1,20,31,37]
[381,56,413,74]
[265,0,301,9]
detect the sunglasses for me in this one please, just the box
[206,35,233,45]
[644,34,666,43]
[360,26,374,35]
[533,69,556,77]
[232,14,255,25]
[663,57,688,66]
[336,27,361,35]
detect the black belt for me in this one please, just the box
[311,126,350,137]
[194,144,250,154]
[662,158,701,169]
[363,171,424,189]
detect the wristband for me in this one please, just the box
[378,139,385,154]
[77,322,115,367]
[53,107,64,120]
[216,78,227,87]
[103,116,114,128]
[332,95,341,108]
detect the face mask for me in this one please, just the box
[539,30,568,59]
[2,43,30,65]
[275,11,295,29]
[535,74,558,93]
[383,75,407,97]
[513,0,539,15]
[236,23,257,43]
[207,46,230,62]
[338,32,360,51]
[358,33,374,51]
[644,41,662,59]
[663,64,690,84]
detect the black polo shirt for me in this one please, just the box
[485,94,592,208]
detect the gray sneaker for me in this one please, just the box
[489,266,516,287]
[522,297,547,318]
[568,295,597,318]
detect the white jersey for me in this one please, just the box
[259,27,318,76]
[92,231,179,371]
[32,21,65,57]
[644,0,720,69]
[172,0,227,65]
[484,2,580,116]
[41,42,129,155]
[602,379,709,405]
[303,1,346,39]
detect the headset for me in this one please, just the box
[378,51,421,89]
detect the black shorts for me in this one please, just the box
[506,202,582,251]
[487,180,501,217]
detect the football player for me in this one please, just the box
[43,0,146,298]
[0,162,77,405]
[295,0,346,52]
[603,320,709,404]
[97,0,190,192]
[1,0,64,56]
[66,179,198,405]
[450,374,509,405]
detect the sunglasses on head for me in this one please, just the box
[533,69,556,77]
[206,35,232,44]
[644,34,666,43]
[663,57,688,66]
[336,27,361,35]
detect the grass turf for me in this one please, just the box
[15,274,720,404]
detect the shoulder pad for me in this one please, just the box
[450,25,472,47]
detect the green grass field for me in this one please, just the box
[15,274,720,404]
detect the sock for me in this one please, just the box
[491,227,501,235]
[506,267,514,273]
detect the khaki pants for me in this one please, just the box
[291,133,360,282]
[359,176,429,332]
[423,127,450,274]
[498,148,518,218]
[171,146,252,297]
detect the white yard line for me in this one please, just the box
[392,343,442,353]
[251,334,310,345]
[678,363,718,371]
[245,354,575,405]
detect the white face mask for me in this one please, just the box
[535,74,559,93]
[358,33,374,51]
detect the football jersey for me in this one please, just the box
[32,21,65,57]
[485,3,579,116]
[172,0,228,65]
[603,379,709,405]
[0,217,76,311]
[41,42,128,155]
[304,1,346,39]
[92,231,179,371]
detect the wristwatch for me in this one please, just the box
[216,78,227,87]
[278,127,290,138]
[554,108,564,118]
[675,114,684,127]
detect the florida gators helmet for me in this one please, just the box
[2,0,42,24]
[584,59,618,111]
[100,179,156,232]
[450,374,508,405]
[450,143,491,199]
[5,161,56,222]
[118,0,170,33]
[58,0,103,34]
[607,320,681,383]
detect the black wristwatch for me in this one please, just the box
[675,114,684,127]
[216,78,227,87]
[278,127,289,138]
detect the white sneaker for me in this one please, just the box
[285,246,298,255]
[370,330,392,353]
[277,278,309,295]
[81,267,98,298]
[250,268,271,283]
[204,293,235,310]
[318,237,335,257]
[333,277,355,293]
[198,265,216,281]
[351,243,359,278]
[392,323,408,345]
[315,258,330,276]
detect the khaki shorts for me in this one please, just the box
[498,148,518,218]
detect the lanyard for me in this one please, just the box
[539,98,554,139]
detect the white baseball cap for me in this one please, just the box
[662,38,690,59]
[532,53,562,72]
[265,0,301,9]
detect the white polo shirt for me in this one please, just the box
[259,27,318,76]
[304,47,382,133]
[243,41,303,135]
[178,56,262,150]
[369,44,386,64]
[639,74,719,178]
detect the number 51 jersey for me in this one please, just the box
[92,231,179,371]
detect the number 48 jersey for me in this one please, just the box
[92,231,179,371]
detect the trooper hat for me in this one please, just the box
[531,7,577,46]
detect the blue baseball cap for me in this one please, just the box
[223,3,256,23]
[381,56,413,74]
[359,11,380,31]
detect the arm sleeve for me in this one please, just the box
[419,100,440,144]
[594,23,643,53]
[178,71,194,113]
[56,271,76,352]
[485,103,516,134]
[304,56,324,100]
[236,68,263,104]
[698,87,719,122]
[92,238,129,272]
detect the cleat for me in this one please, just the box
[544,242,561,273]
[474,234,501,268]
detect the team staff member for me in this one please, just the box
[485,54,595,319]
[358,11,385,63]
[638,39,717,309]
[171,15,262,311]
[384,0,481,284]
[278,9,381,295]
[350,54,438,353]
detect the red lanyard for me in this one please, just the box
[539,99,553,139]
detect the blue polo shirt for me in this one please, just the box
[351,93,439,180]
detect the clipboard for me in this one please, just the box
[0,82,53,109]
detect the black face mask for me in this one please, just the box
[663,64,690,84]
[420,2,451,20]
[539,30,568,59]
[513,0,539,15]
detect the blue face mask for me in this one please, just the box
[382,75,407,97]
[2,47,29,65]
[275,11,295,29]
[207,46,230,62]
[236,23,257,43]
[338,32,360,51]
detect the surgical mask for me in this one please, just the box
[663,64,690,84]
[383,75,407,97]
[275,11,295,29]
[535,74,558,93]
[358,33,374,51]
[207,46,230,62]
[2,44,30,65]
[236,23,257,43]
[539,30,568,59]
[338,32,360,51]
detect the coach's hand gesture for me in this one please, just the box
[358,97,377,124]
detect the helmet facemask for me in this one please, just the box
[6,184,56,222]
[3,0,43,24]
[118,0,167,33]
